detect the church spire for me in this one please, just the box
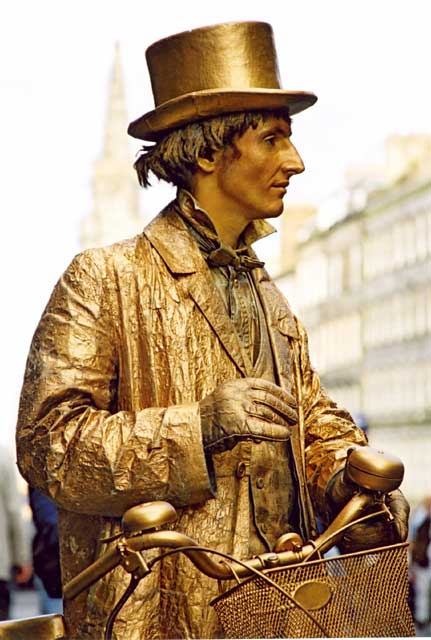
[80,43,143,250]
[103,42,129,162]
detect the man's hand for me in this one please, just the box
[339,490,410,552]
[328,471,410,552]
[200,378,297,454]
[13,563,33,585]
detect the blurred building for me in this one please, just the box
[271,205,316,300]
[80,44,145,250]
[276,135,431,504]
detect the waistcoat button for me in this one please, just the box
[256,477,264,489]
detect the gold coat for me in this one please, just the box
[17,202,366,639]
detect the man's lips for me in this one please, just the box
[271,182,289,194]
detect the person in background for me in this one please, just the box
[0,446,32,620]
[29,486,63,615]
[410,496,431,630]
[352,412,369,437]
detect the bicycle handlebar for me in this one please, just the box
[64,491,379,600]
[64,446,403,601]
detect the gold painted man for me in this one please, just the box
[16,22,409,639]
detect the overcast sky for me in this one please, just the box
[1,0,430,447]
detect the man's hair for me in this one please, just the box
[133,108,291,190]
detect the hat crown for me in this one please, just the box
[146,21,282,107]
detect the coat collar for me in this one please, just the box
[144,201,199,274]
[144,197,277,273]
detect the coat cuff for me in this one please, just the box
[157,402,214,506]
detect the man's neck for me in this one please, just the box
[206,211,247,248]
[190,185,248,248]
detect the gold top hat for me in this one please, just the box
[128,21,317,141]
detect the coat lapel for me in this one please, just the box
[144,204,248,376]
[252,266,299,391]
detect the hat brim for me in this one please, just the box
[128,88,317,141]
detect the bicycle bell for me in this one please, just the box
[122,501,177,535]
[344,446,404,493]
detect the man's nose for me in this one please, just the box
[280,141,305,176]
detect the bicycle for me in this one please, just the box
[0,446,416,638]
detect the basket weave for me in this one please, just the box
[212,542,415,638]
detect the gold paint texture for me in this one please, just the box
[17,201,366,639]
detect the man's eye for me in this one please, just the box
[264,136,276,146]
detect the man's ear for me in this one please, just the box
[196,154,217,174]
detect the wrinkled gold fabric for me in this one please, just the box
[16,201,366,639]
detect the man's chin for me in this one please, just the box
[263,204,284,219]
[248,201,284,220]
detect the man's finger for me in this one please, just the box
[247,378,297,406]
[245,417,292,440]
[386,490,410,541]
[246,403,279,424]
[249,389,297,424]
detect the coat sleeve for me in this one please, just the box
[16,252,212,517]
[294,319,368,524]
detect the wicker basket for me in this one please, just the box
[212,542,415,638]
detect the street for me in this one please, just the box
[10,586,40,620]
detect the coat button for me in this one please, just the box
[236,462,248,478]
[256,477,264,489]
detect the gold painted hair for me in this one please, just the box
[133,109,291,190]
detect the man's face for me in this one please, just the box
[213,116,305,221]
